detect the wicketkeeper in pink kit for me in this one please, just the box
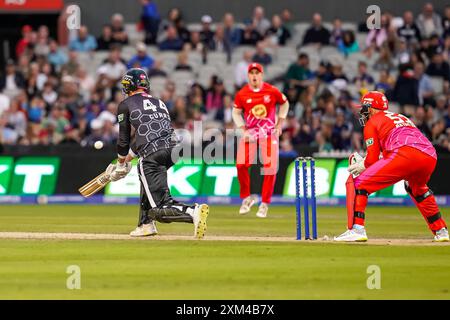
[335,91,448,242]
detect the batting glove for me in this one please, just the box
[110,162,132,182]
[105,164,116,177]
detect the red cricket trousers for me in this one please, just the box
[354,146,446,232]
[236,136,279,204]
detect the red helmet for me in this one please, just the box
[356,91,388,126]
[359,91,388,110]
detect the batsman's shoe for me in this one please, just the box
[434,228,449,242]
[256,203,269,218]
[239,195,257,215]
[334,228,368,242]
[193,204,209,239]
[129,222,158,237]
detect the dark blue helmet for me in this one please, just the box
[121,68,150,95]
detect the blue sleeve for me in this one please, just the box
[89,36,98,51]
[127,57,137,69]
[69,40,77,51]
[231,29,241,46]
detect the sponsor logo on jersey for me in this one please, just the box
[366,138,374,147]
[118,113,124,123]
[251,104,267,119]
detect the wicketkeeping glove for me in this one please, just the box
[110,162,132,182]
[348,161,365,176]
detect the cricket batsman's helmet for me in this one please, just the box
[121,68,150,95]
[357,91,388,126]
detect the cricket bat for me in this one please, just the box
[78,171,112,198]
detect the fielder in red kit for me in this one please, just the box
[232,63,289,218]
[335,91,448,242]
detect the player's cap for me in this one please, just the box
[356,91,388,110]
[248,62,264,73]
[201,15,212,24]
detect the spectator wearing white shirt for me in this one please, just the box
[415,61,435,106]
[7,98,27,137]
[97,46,127,82]
[234,50,253,89]
[0,60,25,99]
[252,6,270,37]
[0,93,10,116]
[416,3,443,38]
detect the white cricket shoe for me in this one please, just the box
[192,204,209,239]
[434,228,449,242]
[256,203,269,218]
[239,195,257,215]
[130,222,158,237]
[334,228,368,242]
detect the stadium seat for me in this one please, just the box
[341,22,357,32]
[149,76,167,97]
[266,65,285,79]
[157,51,178,73]
[356,33,367,50]
[207,51,227,65]
[198,65,219,87]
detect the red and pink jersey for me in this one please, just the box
[234,82,287,138]
[363,111,436,167]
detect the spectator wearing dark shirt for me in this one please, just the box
[0,60,25,94]
[426,52,450,81]
[211,24,226,52]
[174,18,191,44]
[353,61,374,86]
[252,42,272,66]
[393,64,420,113]
[265,15,291,46]
[284,53,313,94]
[97,25,114,51]
[200,15,215,50]
[158,26,184,51]
[302,13,330,46]
[110,14,129,45]
[240,21,262,45]
[398,11,422,46]
[414,106,432,139]
[443,5,450,37]
[330,18,344,46]
[140,0,161,44]
[223,13,241,51]
[331,111,352,150]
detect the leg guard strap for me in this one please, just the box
[427,212,442,224]
[404,182,434,203]
[415,190,433,203]
[356,189,369,196]
[355,211,365,219]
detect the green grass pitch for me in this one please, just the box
[0,204,449,299]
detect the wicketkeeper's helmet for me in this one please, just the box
[356,91,388,126]
[121,68,150,95]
